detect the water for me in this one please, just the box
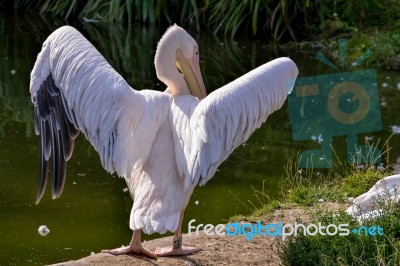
[1,14,399,265]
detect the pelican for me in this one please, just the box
[346,174,400,221]
[30,25,298,258]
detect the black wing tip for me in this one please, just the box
[51,191,62,200]
[35,74,77,203]
[35,182,64,204]
[35,194,43,205]
[52,174,66,200]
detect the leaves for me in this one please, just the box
[9,0,400,40]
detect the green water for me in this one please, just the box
[1,14,399,265]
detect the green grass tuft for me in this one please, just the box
[279,205,400,266]
[237,140,400,265]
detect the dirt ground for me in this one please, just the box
[51,202,349,266]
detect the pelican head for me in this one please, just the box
[155,24,207,99]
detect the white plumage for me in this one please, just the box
[347,174,400,221]
[30,25,298,257]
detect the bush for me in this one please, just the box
[7,0,400,40]
[279,204,400,265]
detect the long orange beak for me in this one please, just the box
[176,49,207,99]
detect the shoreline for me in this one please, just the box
[51,202,349,266]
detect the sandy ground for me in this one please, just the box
[51,202,348,266]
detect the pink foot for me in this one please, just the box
[155,246,201,257]
[102,244,157,259]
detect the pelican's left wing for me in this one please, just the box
[30,26,169,203]
[170,57,298,189]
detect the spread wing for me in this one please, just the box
[170,57,298,189]
[30,26,169,203]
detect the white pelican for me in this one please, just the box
[30,25,298,258]
[346,174,400,221]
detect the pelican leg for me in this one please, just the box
[102,229,156,259]
[155,210,201,256]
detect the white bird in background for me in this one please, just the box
[30,25,298,258]
[347,174,400,221]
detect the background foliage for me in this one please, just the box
[4,0,399,40]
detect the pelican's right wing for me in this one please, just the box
[170,58,298,190]
[30,26,169,203]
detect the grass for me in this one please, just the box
[7,1,400,68]
[283,166,388,206]
[229,138,392,221]
[279,206,400,265]
[282,157,389,208]
[236,160,390,221]
[7,0,400,41]
[284,138,392,205]
[283,20,400,69]
[231,140,400,265]
[343,26,400,68]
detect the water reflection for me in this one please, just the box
[0,13,399,265]
[83,23,159,91]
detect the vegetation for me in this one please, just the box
[231,141,400,265]
[229,157,390,221]
[232,140,392,219]
[5,0,400,41]
[280,206,400,265]
[4,1,400,67]
[277,173,400,266]
[282,162,388,206]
